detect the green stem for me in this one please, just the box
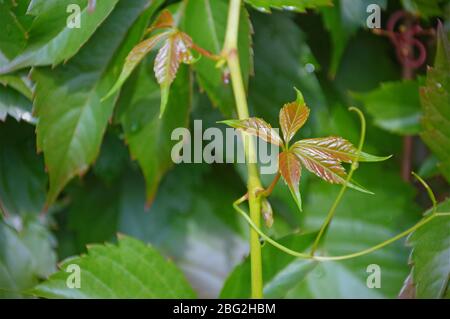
[234,198,448,262]
[224,0,263,299]
[310,107,366,255]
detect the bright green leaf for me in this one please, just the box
[0,0,119,74]
[31,235,196,298]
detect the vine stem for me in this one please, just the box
[234,197,450,261]
[223,0,264,298]
[310,107,366,255]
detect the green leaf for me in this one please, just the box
[92,132,129,184]
[31,235,196,298]
[0,217,56,298]
[32,0,157,206]
[0,0,119,74]
[0,0,32,60]
[244,0,332,13]
[0,74,33,100]
[420,23,450,183]
[116,59,191,203]
[221,232,317,298]
[0,119,47,215]
[183,0,253,117]
[404,199,450,298]
[401,0,447,19]
[67,177,120,252]
[62,163,247,297]
[0,84,33,123]
[321,0,387,76]
[353,81,422,135]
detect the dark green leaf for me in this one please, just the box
[0,120,47,215]
[117,58,191,203]
[32,0,157,205]
[0,217,56,298]
[321,0,387,76]
[420,23,450,182]
[249,12,327,128]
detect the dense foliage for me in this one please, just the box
[0,0,449,299]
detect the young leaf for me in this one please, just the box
[31,235,196,298]
[279,151,302,211]
[145,9,174,34]
[294,136,391,163]
[220,118,282,146]
[154,31,193,117]
[292,141,372,194]
[103,31,171,101]
[279,88,310,143]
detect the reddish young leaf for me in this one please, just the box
[219,118,282,146]
[279,88,310,143]
[279,151,302,211]
[103,31,170,101]
[292,142,372,194]
[296,136,391,163]
[147,9,175,33]
[154,31,193,117]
